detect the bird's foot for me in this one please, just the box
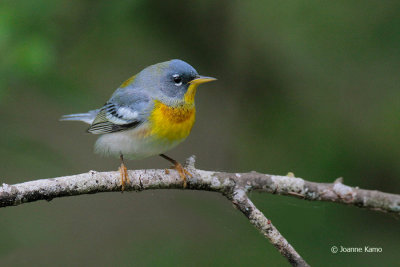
[119,162,129,191]
[171,162,192,188]
[159,154,191,188]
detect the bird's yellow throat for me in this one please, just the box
[149,83,199,142]
[183,82,198,105]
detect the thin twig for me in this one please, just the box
[1,156,399,266]
[230,187,309,267]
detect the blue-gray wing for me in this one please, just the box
[87,90,152,134]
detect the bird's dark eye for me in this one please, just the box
[173,74,182,86]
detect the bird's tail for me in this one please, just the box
[59,109,99,125]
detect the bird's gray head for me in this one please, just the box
[158,59,198,99]
[133,59,216,104]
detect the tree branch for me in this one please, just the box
[230,187,308,266]
[1,156,399,266]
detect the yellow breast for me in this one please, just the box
[149,100,196,142]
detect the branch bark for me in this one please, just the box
[1,156,399,266]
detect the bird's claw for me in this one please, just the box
[119,163,129,191]
[171,163,192,188]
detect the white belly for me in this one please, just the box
[94,124,184,159]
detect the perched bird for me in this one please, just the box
[60,59,216,190]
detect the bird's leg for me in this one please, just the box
[159,154,192,188]
[119,154,129,191]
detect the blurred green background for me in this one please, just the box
[1,0,399,266]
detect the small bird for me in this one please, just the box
[60,59,216,190]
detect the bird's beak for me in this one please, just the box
[189,75,217,85]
